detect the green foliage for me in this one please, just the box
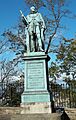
[57,38,76,76]
[1,81,23,107]
[49,62,60,80]
[49,37,76,84]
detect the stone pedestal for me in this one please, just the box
[21,52,52,113]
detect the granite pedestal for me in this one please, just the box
[21,52,52,113]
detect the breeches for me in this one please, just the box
[28,26,42,47]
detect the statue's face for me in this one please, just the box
[30,6,35,13]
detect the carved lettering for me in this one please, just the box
[26,62,45,89]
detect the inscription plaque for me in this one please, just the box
[26,61,45,89]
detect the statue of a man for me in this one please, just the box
[20,6,46,52]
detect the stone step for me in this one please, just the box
[65,113,76,120]
[0,113,61,120]
[65,108,76,120]
[0,115,11,120]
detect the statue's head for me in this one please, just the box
[30,6,36,13]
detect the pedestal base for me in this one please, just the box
[21,52,52,114]
[21,102,51,114]
[21,91,51,103]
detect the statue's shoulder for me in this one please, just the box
[34,12,41,18]
[37,13,42,18]
[26,14,31,18]
[36,12,40,15]
[26,14,32,21]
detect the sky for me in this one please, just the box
[62,1,76,38]
[0,0,76,35]
[0,0,27,34]
[0,0,76,62]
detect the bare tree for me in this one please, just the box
[3,0,71,54]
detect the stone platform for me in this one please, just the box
[0,107,76,120]
[0,113,61,120]
[0,107,61,120]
